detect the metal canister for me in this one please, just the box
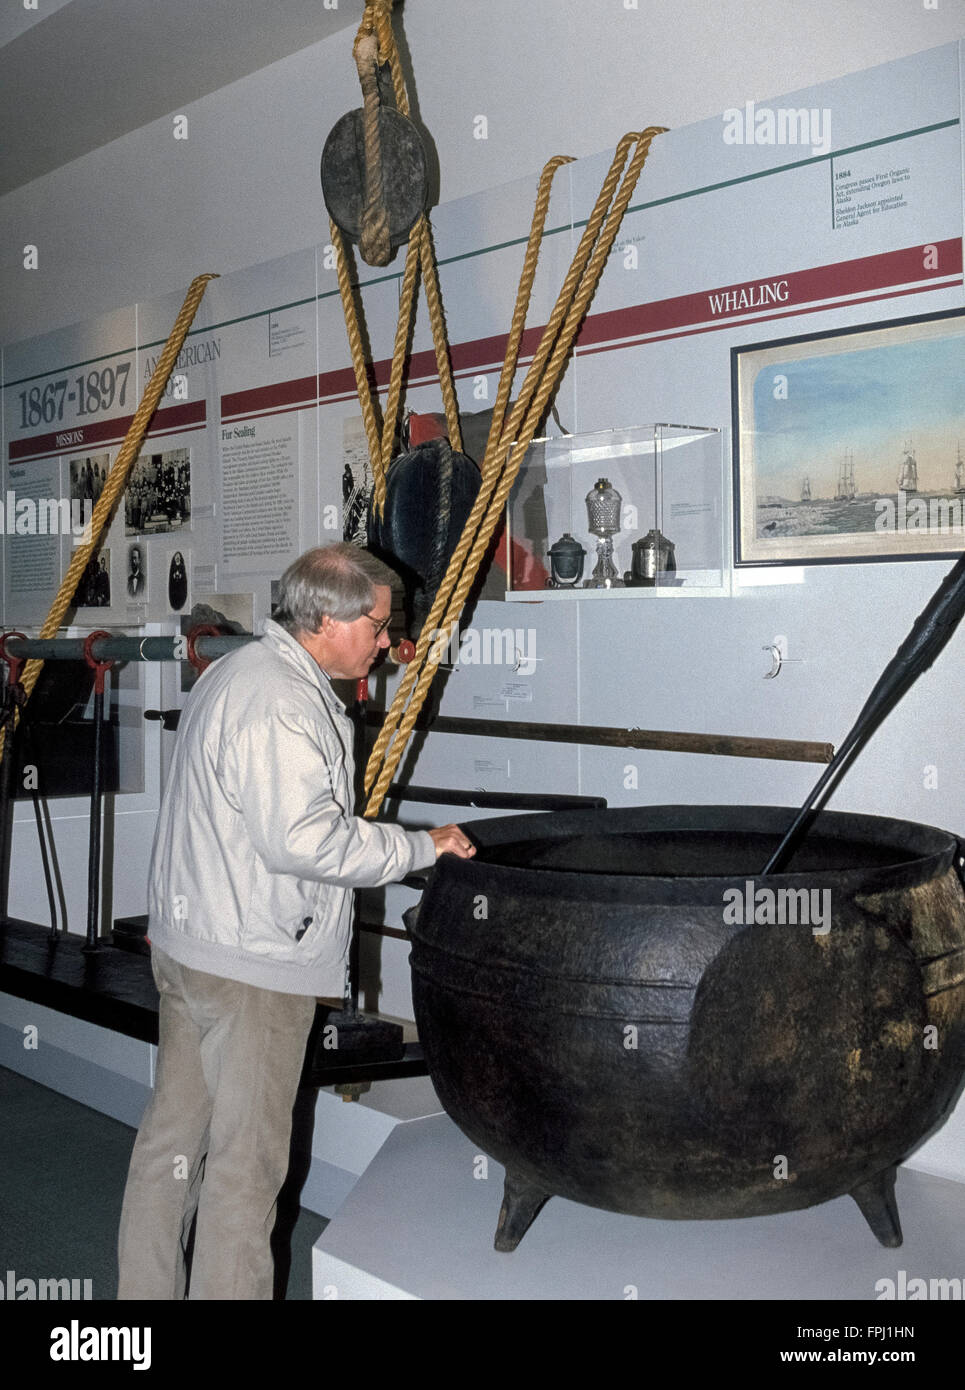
[626,528,676,586]
[547,533,586,588]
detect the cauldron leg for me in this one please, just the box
[850,1166,902,1248]
[494,1171,550,1252]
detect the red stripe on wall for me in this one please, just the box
[574,280,961,359]
[205,239,962,421]
[8,400,206,464]
[576,240,961,349]
[220,373,317,420]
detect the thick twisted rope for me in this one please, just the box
[361,0,408,114]
[422,437,454,623]
[363,131,666,813]
[375,226,423,515]
[363,152,576,796]
[487,153,575,449]
[330,219,384,478]
[363,151,581,795]
[0,273,218,763]
[353,28,391,267]
[416,217,462,453]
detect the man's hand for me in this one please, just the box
[428,825,476,859]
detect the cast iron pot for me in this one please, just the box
[408,804,965,1251]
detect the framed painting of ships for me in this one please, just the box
[731,306,965,566]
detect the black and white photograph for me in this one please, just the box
[168,550,189,611]
[69,452,110,512]
[124,446,191,535]
[341,417,372,546]
[126,542,147,600]
[75,547,111,608]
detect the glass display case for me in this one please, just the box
[505,423,726,599]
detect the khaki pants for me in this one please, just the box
[117,947,316,1300]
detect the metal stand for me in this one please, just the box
[319,676,406,1088]
[0,633,27,925]
[82,632,114,953]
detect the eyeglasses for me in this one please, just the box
[361,612,391,638]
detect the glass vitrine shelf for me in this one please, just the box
[505,423,727,600]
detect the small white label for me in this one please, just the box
[498,681,533,703]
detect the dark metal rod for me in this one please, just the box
[21,718,61,940]
[366,711,833,765]
[346,681,369,1018]
[4,635,253,663]
[359,919,409,941]
[84,686,105,952]
[764,552,965,874]
[0,707,18,923]
[385,783,606,811]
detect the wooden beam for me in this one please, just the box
[366,711,833,764]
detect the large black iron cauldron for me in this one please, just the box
[408,805,965,1251]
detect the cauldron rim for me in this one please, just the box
[436,803,961,904]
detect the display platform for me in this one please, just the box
[312,1112,965,1300]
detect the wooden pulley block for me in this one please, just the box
[320,68,429,257]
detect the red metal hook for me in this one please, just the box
[390,638,416,664]
[83,630,115,695]
[186,623,222,675]
[0,631,27,690]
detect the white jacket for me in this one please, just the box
[147,619,435,996]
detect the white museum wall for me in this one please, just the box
[1,5,964,1200]
[2,0,964,344]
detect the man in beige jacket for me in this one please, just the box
[117,543,474,1299]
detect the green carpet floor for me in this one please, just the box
[0,1065,326,1300]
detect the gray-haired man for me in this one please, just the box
[117,543,474,1300]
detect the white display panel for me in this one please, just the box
[2,306,138,625]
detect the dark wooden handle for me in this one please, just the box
[764,553,965,874]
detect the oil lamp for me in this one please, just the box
[584,477,623,588]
